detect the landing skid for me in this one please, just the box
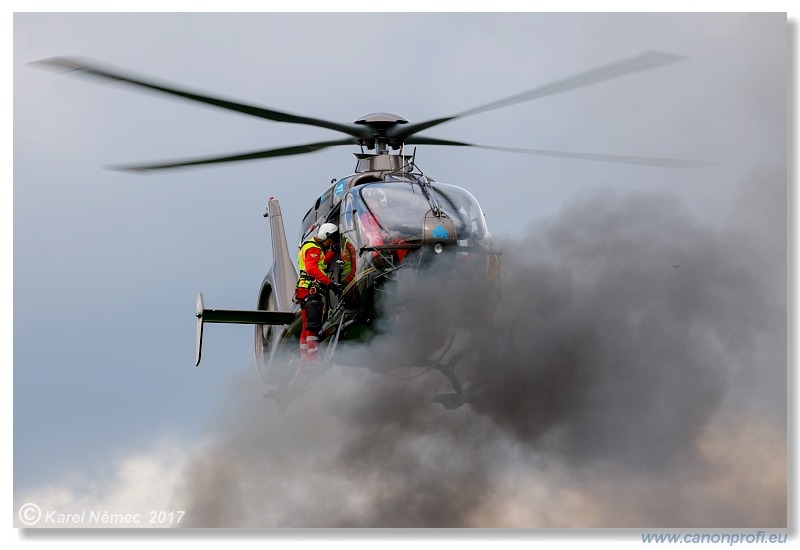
[428,324,516,410]
[429,354,480,410]
[263,323,515,413]
[263,360,330,413]
[422,329,480,410]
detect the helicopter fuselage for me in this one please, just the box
[249,152,500,384]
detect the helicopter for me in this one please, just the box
[35,51,710,410]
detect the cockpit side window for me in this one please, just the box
[339,192,360,252]
[342,193,355,232]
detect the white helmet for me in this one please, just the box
[317,222,339,241]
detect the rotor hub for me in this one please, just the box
[354,113,409,152]
[354,112,408,129]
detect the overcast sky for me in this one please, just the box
[7,3,793,539]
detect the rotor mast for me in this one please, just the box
[352,112,412,173]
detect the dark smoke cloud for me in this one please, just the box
[476,190,764,470]
[171,173,786,528]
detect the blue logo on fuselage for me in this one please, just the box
[432,224,449,239]
[334,179,346,197]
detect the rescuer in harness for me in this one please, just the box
[295,222,342,362]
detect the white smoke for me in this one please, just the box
[14,439,192,528]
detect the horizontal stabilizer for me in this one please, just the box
[199,309,296,325]
[195,292,295,366]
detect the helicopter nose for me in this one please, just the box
[423,212,456,253]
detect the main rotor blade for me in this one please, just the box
[407,136,715,169]
[35,57,368,139]
[393,51,687,140]
[110,138,355,172]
